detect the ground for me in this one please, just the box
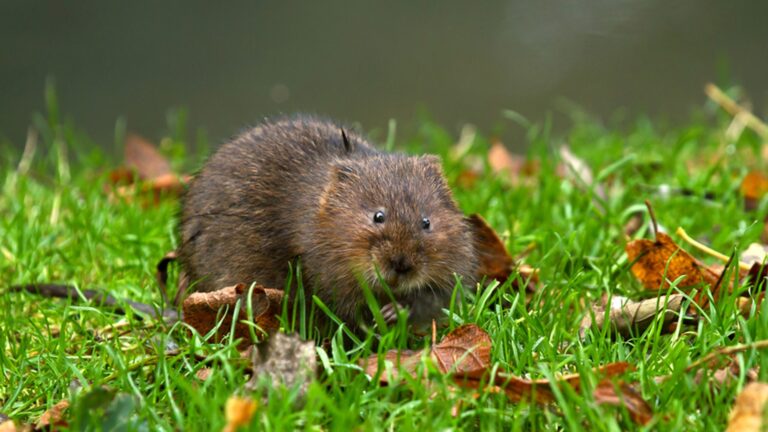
[1,93,767,430]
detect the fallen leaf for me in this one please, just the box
[456,168,480,189]
[431,324,493,373]
[466,214,513,282]
[626,231,720,305]
[623,212,645,238]
[692,357,759,388]
[453,362,650,424]
[363,324,492,384]
[580,294,688,339]
[223,397,257,432]
[559,145,606,211]
[592,380,653,426]
[726,382,768,432]
[105,133,192,206]
[36,399,69,430]
[365,323,650,425]
[487,140,539,185]
[741,243,768,268]
[182,284,284,345]
[124,133,172,180]
[741,171,768,211]
[465,214,538,294]
[112,173,192,206]
[196,368,213,381]
[246,332,316,403]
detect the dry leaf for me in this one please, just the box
[741,172,768,211]
[592,380,653,425]
[559,145,606,210]
[35,399,69,430]
[112,173,192,205]
[726,382,768,432]
[223,397,257,432]
[559,145,595,189]
[453,362,650,424]
[124,133,172,180]
[580,294,687,339]
[363,324,492,384]
[196,368,213,381]
[487,140,539,185]
[692,357,759,388]
[456,169,480,189]
[364,323,650,425]
[623,212,645,238]
[626,232,719,299]
[105,133,192,206]
[182,284,284,344]
[741,243,768,268]
[466,214,514,282]
[465,214,538,294]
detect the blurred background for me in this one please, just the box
[2,0,767,151]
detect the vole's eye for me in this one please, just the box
[373,211,386,224]
[421,217,431,230]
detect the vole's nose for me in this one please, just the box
[390,254,414,275]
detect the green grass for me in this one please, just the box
[2,92,768,431]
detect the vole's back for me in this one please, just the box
[179,116,376,292]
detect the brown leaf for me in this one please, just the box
[431,324,492,373]
[105,134,192,206]
[559,145,606,209]
[124,133,171,180]
[726,382,768,432]
[223,397,257,432]
[452,362,643,414]
[623,212,645,238]
[741,243,768,268]
[195,368,213,381]
[487,140,539,185]
[692,357,759,388]
[593,380,653,425]
[112,173,192,206]
[466,214,514,283]
[182,284,284,345]
[626,232,719,300]
[35,399,69,430]
[456,169,480,189]
[741,172,768,211]
[364,324,492,384]
[580,294,687,339]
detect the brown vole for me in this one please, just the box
[178,115,477,327]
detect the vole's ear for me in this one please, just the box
[419,154,445,176]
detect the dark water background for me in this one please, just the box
[2,1,767,151]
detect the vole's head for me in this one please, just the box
[311,155,477,298]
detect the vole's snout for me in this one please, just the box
[389,254,414,275]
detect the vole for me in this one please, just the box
[178,115,477,327]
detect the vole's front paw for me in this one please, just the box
[381,302,408,325]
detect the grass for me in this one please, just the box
[2,90,768,430]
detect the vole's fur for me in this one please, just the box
[179,115,477,326]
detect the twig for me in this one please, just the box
[704,83,768,141]
[675,227,751,271]
[10,283,178,321]
[686,339,768,372]
[644,200,658,239]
